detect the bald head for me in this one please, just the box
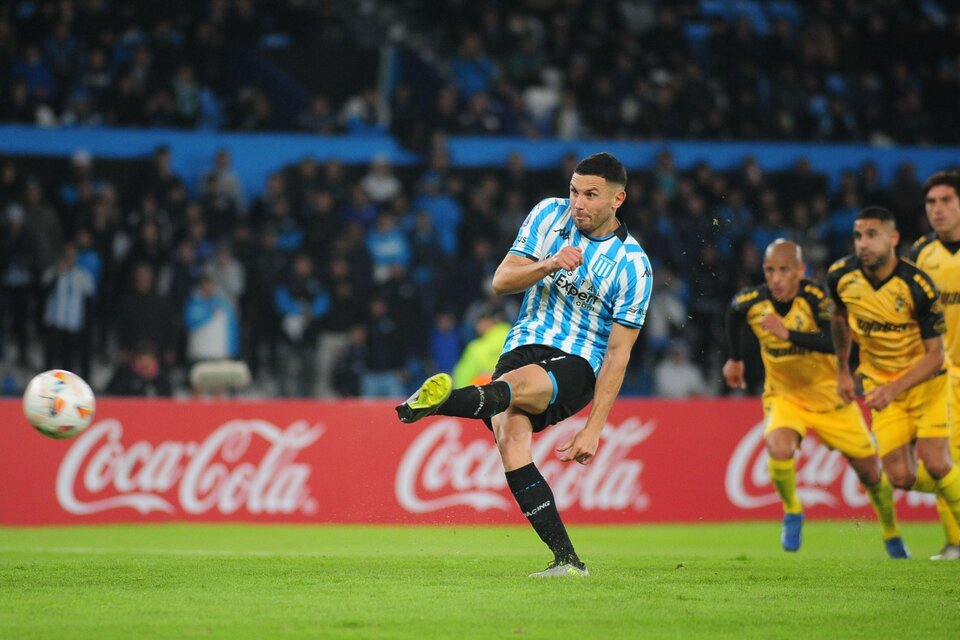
[764,239,802,265]
[762,239,804,302]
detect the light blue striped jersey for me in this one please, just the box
[502,197,653,374]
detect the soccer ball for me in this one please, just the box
[22,369,96,439]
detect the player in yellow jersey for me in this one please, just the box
[724,239,906,556]
[827,207,960,559]
[910,171,960,560]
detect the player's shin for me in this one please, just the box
[935,496,960,545]
[934,466,960,525]
[768,457,802,514]
[913,461,938,493]
[438,381,512,419]
[863,472,901,540]
[505,462,580,566]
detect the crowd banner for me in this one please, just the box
[0,399,936,525]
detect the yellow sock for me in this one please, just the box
[935,496,960,545]
[864,472,900,540]
[768,457,802,514]
[935,466,960,531]
[913,461,938,493]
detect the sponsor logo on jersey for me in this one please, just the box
[554,271,600,310]
[856,318,912,335]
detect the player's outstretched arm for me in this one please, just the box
[723,297,747,389]
[830,305,857,403]
[491,248,583,295]
[558,323,639,465]
[865,336,944,411]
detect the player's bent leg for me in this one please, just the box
[765,427,803,551]
[495,364,556,415]
[917,437,960,548]
[881,445,917,491]
[396,364,556,425]
[492,411,587,577]
[848,455,908,557]
[765,428,802,515]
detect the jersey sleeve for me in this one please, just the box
[508,198,560,261]
[826,262,847,310]
[726,288,758,359]
[789,284,835,353]
[909,269,947,339]
[908,233,935,263]
[612,251,652,329]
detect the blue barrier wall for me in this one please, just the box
[2,125,959,199]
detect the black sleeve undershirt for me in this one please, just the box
[787,319,835,354]
[726,303,747,360]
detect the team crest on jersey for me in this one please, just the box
[894,295,906,312]
[592,254,616,280]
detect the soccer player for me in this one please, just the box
[724,239,906,557]
[910,171,960,560]
[827,206,960,551]
[396,153,652,578]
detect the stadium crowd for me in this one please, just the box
[0,0,953,397]
[0,142,938,398]
[1,1,959,143]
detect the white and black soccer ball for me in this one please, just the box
[22,369,96,439]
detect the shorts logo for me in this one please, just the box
[593,255,616,280]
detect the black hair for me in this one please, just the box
[573,152,627,187]
[856,206,896,227]
[922,170,960,199]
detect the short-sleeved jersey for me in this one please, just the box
[910,233,960,374]
[730,280,842,410]
[503,197,653,375]
[827,255,946,383]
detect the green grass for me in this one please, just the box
[1,522,958,639]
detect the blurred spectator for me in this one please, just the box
[184,274,238,364]
[361,296,406,398]
[429,311,460,375]
[367,212,411,284]
[115,263,176,366]
[339,86,389,133]
[42,244,96,379]
[2,204,36,366]
[654,340,708,398]
[201,149,246,217]
[274,253,329,397]
[105,342,172,397]
[206,241,246,309]
[360,154,403,205]
[22,177,63,276]
[452,309,510,387]
[331,325,367,398]
[297,94,338,134]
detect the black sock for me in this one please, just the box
[438,380,511,419]
[505,462,579,565]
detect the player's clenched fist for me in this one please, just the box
[549,245,583,272]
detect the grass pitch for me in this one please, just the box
[1,522,958,639]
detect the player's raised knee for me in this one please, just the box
[887,471,917,490]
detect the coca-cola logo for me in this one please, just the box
[57,419,322,516]
[395,416,654,513]
[725,421,936,509]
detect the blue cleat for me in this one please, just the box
[884,537,911,559]
[781,513,804,552]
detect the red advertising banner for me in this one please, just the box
[0,398,937,525]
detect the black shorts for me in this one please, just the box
[483,345,596,433]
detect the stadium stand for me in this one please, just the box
[0,0,958,398]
